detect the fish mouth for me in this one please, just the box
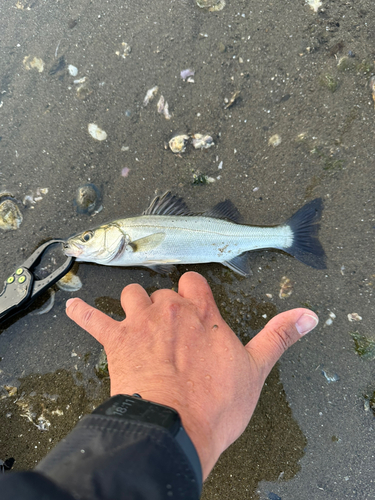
[63,242,83,258]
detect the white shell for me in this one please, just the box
[68,64,78,76]
[88,123,107,141]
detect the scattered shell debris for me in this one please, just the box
[268,134,281,147]
[306,0,322,12]
[196,0,226,12]
[322,369,340,383]
[4,385,17,397]
[143,86,158,106]
[23,187,48,207]
[266,293,273,299]
[88,123,107,141]
[157,95,172,120]
[192,134,214,150]
[348,313,362,322]
[57,271,82,292]
[121,167,130,178]
[324,311,336,327]
[74,183,102,215]
[369,76,375,107]
[121,146,129,152]
[68,64,78,76]
[224,91,240,109]
[115,42,131,58]
[169,134,189,153]
[74,77,92,100]
[192,173,215,185]
[218,161,223,169]
[0,193,23,231]
[279,276,293,299]
[23,55,44,72]
[180,69,195,82]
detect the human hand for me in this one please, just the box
[65,272,318,481]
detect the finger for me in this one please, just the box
[178,272,216,309]
[149,288,179,304]
[246,308,318,378]
[66,298,119,345]
[120,283,152,317]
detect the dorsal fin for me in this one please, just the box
[203,199,242,223]
[143,192,242,223]
[143,191,193,216]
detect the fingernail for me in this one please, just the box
[295,313,319,336]
[66,298,76,309]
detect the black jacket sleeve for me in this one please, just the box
[0,413,201,500]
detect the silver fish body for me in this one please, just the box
[64,192,326,275]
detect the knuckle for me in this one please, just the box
[81,307,96,327]
[272,323,294,352]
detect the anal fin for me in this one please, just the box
[223,252,252,276]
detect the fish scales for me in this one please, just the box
[114,215,292,266]
[64,192,326,275]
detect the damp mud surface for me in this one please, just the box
[1,0,375,498]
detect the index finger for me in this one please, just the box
[66,298,119,345]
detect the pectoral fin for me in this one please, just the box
[130,232,166,252]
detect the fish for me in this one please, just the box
[63,192,326,276]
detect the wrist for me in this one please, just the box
[127,389,220,480]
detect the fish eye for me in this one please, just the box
[81,230,94,242]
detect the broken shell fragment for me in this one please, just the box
[143,86,158,106]
[115,42,131,59]
[88,123,107,141]
[268,134,281,147]
[196,0,226,11]
[169,134,189,153]
[279,276,293,299]
[348,313,362,322]
[180,69,195,80]
[369,76,375,106]
[57,271,82,292]
[74,183,102,215]
[157,95,172,120]
[23,55,45,72]
[0,194,23,231]
[68,64,78,76]
[306,0,322,12]
[224,90,240,109]
[192,134,214,149]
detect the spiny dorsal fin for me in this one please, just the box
[143,192,242,223]
[203,199,242,223]
[143,192,192,216]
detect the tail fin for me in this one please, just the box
[284,198,326,269]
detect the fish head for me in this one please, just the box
[63,223,127,264]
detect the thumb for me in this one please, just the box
[246,308,318,378]
[65,298,119,345]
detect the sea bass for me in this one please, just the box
[63,192,326,275]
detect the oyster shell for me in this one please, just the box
[196,0,225,11]
[169,134,189,153]
[192,134,214,150]
[0,193,23,231]
[74,183,102,215]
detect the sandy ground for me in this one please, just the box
[0,0,374,498]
